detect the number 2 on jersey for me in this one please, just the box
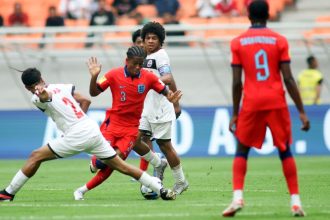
[255,49,270,81]
[62,97,84,119]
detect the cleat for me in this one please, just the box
[153,158,168,181]
[173,180,189,195]
[73,189,84,201]
[222,199,244,217]
[0,190,14,202]
[291,205,306,217]
[89,155,98,173]
[160,188,176,200]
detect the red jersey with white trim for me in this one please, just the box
[97,66,166,127]
[231,26,290,111]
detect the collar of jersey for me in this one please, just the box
[250,24,267,29]
[124,66,141,79]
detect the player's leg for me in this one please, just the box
[269,108,305,217]
[139,135,153,171]
[0,145,57,201]
[153,121,188,195]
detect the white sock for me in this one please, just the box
[5,170,29,195]
[138,172,161,194]
[141,150,161,167]
[77,185,89,194]
[291,194,302,207]
[233,190,243,202]
[172,164,185,183]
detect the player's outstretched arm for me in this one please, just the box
[73,91,91,113]
[281,63,310,131]
[86,57,102,97]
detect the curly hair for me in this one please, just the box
[21,68,41,86]
[126,46,146,59]
[141,21,166,46]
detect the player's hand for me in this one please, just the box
[87,57,102,77]
[229,115,238,133]
[35,85,50,102]
[174,102,181,119]
[299,113,310,131]
[167,90,182,104]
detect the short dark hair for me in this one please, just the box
[132,29,141,43]
[21,68,41,86]
[248,0,269,22]
[306,55,315,65]
[126,46,146,59]
[141,21,165,46]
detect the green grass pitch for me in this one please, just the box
[0,156,329,219]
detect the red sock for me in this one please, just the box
[86,167,114,190]
[233,157,247,190]
[139,158,149,171]
[281,157,299,194]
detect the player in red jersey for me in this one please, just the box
[74,46,182,200]
[222,0,310,217]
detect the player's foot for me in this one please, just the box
[89,155,98,173]
[173,180,189,195]
[73,189,84,201]
[154,158,168,181]
[160,188,176,200]
[222,199,244,217]
[0,190,14,202]
[291,205,306,217]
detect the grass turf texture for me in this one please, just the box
[0,157,329,219]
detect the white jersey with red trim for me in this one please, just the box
[31,84,89,134]
[142,48,175,123]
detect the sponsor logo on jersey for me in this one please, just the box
[137,84,145,94]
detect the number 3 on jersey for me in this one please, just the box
[255,49,270,81]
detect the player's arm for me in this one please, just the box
[314,78,323,104]
[34,85,52,103]
[73,91,91,113]
[281,63,310,131]
[230,65,243,132]
[87,57,102,97]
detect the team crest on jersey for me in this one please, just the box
[147,59,153,68]
[137,84,145,94]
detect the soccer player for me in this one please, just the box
[222,0,310,217]
[73,46,182,200]
[0,66,177,202]
[135,21,189,195]
[132,28,143,47]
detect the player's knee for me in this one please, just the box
[278,146,292,160]
[28,149,44,163]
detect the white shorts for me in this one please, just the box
[139,116,172,140]
[48,119,116,159]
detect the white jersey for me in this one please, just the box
[31,84,89,134]
[142,48,175,123]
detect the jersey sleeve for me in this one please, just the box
[230,38,242,66]
[278,36,291,63]
[157,51,172,76]
[96,71,112,92]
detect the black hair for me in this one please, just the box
[132,29,141,43]
[306,55,315,66]
[21,68,41,86]
[248,0,269,22]
[141,21,165,46]
[126,46,146,59]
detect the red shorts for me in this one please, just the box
[235,107,292,151]
[101,125,138,159]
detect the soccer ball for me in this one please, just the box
[140,185,159,200]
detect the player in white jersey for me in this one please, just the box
[0,67,176,201]
[134,22,189,195]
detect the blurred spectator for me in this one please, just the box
[195,0,219,18]
[59,0,90,20]
[133,12,150,25]
[8,2,29,27]
[111,0,138,18]
[46,6,65,27]
[215,0,239,17]
[136,0,155,4]
[298,55,324,105]
[86,0,115,47]
[163,13,186,46]
[0,15,3,27]
[154,0,180,17]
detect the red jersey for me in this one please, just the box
[97,66,166,128]
[231,26,290,111]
